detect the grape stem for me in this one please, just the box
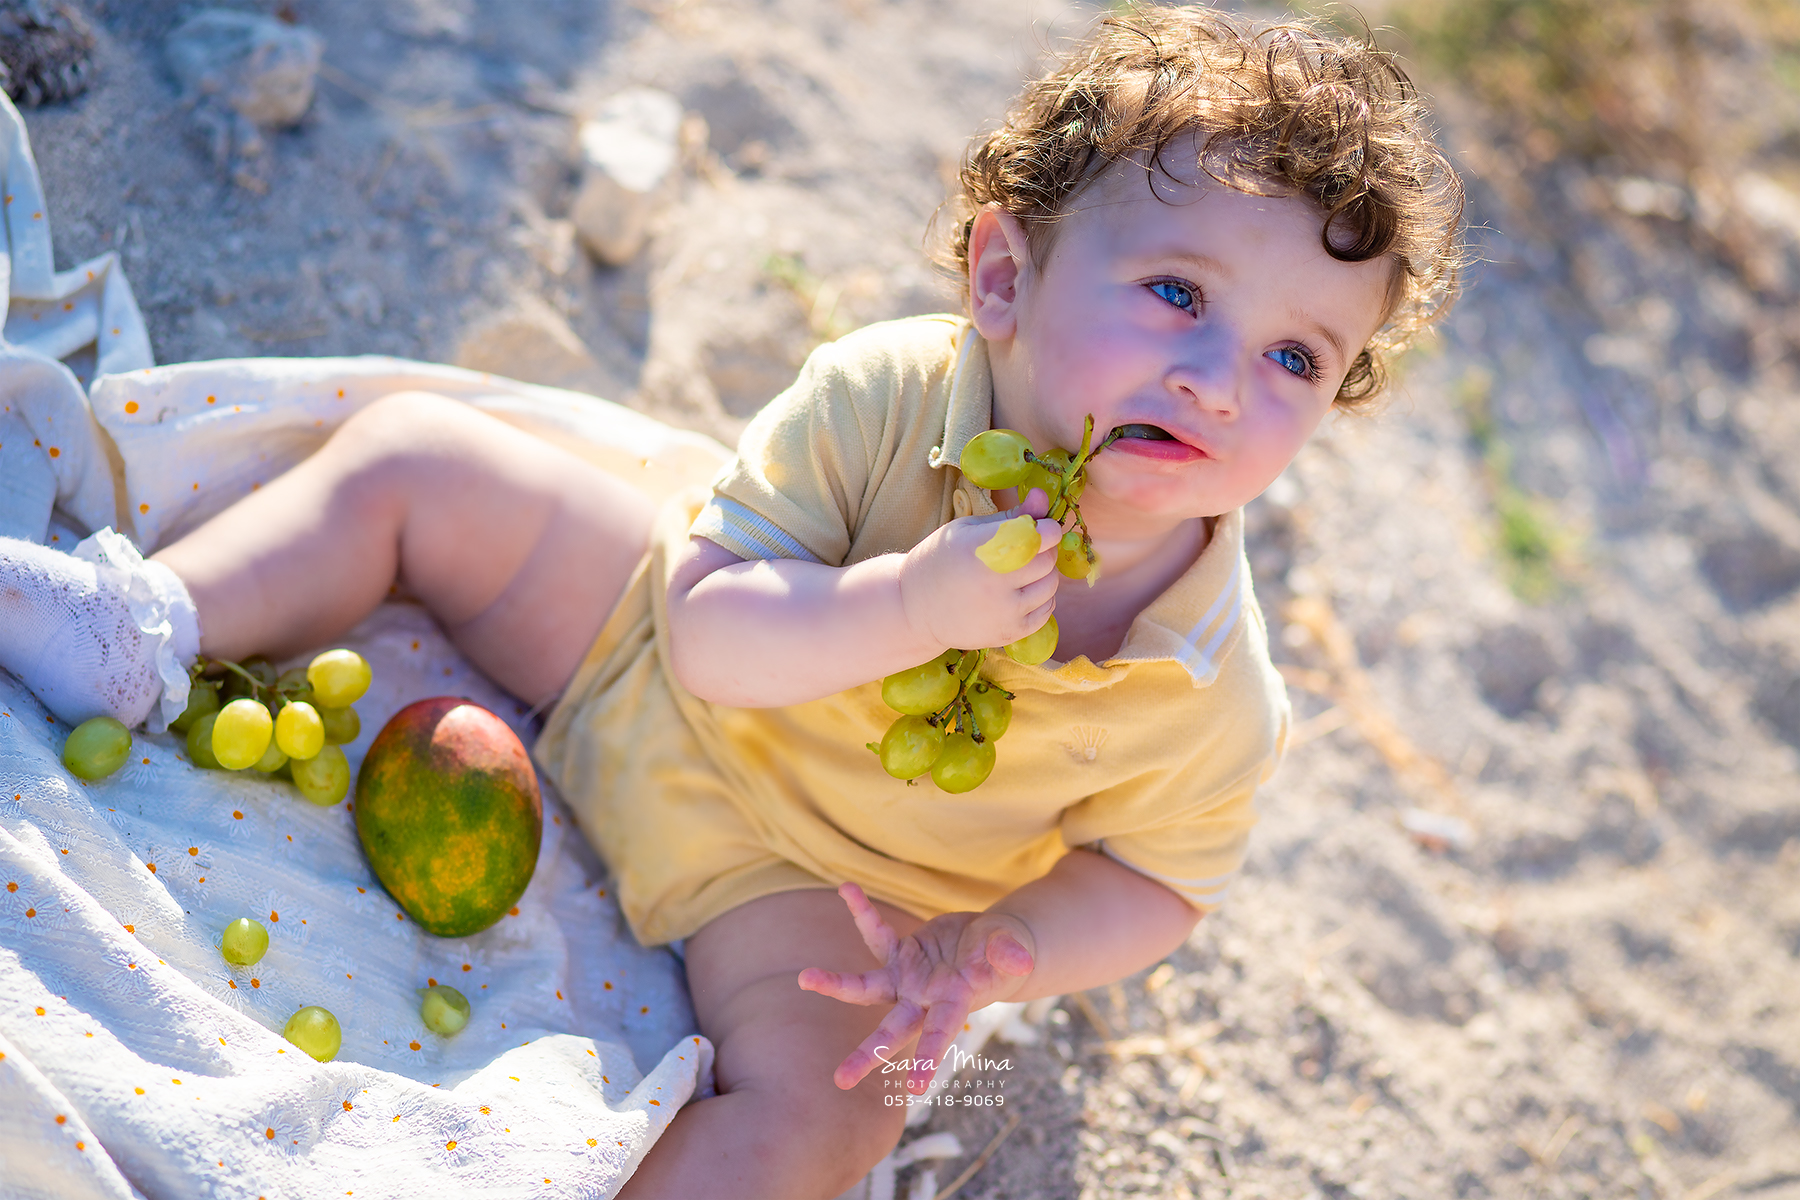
[927,649,989,731]
[204,657,267,695]
[198,656,307,708]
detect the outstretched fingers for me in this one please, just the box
[797,965,898,1006]
[831,998,925,1091]
[907,999,974,1093]
[838,882,901,965]
[794,880,903,1007]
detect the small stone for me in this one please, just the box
[165,9,323,128]
[570,88,684,266]
[1399,808,1474,852]
[452,295,618,397]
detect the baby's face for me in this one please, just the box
[981,160,1393,529]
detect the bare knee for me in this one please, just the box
[311,391,501,515]
[331,390,472,470]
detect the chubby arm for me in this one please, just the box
[664,492,1062,708]
[799,848,1201,1091]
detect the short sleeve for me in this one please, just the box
[688,337,884,568]
[1058,700,1287,912]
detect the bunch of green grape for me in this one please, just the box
[870,647,1016,793]
[170,648,372,806]
[866,415,1122,795]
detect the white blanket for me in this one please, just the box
[0,85,739,1199]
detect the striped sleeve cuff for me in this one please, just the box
[1096,840,1236,910]
[689,496,825,564]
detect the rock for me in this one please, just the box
[452,295,621,397]
[165,9,323,128]
[0,0,96,108]
[570,88,684,266]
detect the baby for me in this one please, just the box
[0,6,1464,1197]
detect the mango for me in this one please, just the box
[354,697,541,938]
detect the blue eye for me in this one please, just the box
[1268,346,1315,378]
[1148,280,1196,313]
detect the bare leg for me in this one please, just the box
[620,890,924,1200]
[151,391,657,708]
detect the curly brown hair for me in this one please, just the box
[941,4,1468,406]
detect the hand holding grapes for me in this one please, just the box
[867,416,1121,794]
[798,882,1035,1093]
[896,488,1062,654]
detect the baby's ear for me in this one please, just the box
[968,208,1028,340]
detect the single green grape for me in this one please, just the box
[1057,529,1099,583]
[975,514,1040,574]
[220,916,269,966]
[1056,528,1088,579]
[418,984,471,1036]
[317,705,361,746]
[186,712,224,770]
[307,649,371,709]
[1006,615,1059,666]
[275,701,325,761]
[880,651,961,715]
[966,682,1013,741]
[251,740,288,774]
[1017,460,1065,512]
[212,698,274,771]
[878,714,945,779]
[930,731,996,794]
[282,1006,341,1062]
[291,743,350,806]
[221,655,277,702]
[1037,449,1076,517]
[959,428,1033,490]
[168,679,220,735]
[63,716,132,781]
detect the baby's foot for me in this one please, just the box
[0,530,199,730]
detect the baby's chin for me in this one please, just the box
[1084,462,1241,525]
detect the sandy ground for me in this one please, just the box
[21,1,1800,1197]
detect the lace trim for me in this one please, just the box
[71,528,200,733]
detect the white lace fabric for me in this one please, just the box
[70,527,199,732]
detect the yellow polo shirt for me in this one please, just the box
[535,315,1288,946]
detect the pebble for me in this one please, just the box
[165,9,324,128]
[570,88,684,266]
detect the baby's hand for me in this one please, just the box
[798,882,1036,1093]
[897,489,1061,653]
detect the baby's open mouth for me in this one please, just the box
[1112,423,1176,442]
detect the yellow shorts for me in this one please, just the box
[534,527,831,947]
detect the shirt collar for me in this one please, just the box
[927,321,994,476]
[929,322,1253,689]
[1107,508,1251,687]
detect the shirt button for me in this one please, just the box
[952,490,972,518]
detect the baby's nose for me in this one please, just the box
[1166,322,1244,413]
